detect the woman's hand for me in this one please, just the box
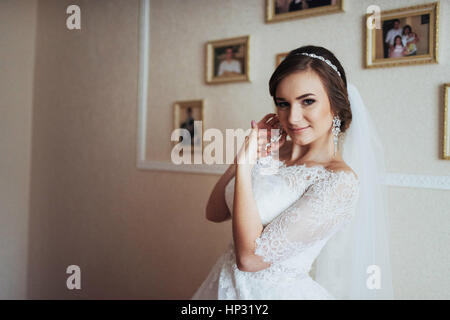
[235,113,287,166]
[256,113,287,158]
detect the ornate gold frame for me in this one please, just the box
[276,52,289,67]
[173,99,205,153]
[444,84,450,160]
[266,0,344,23]
[365,2,439,69]
[205,35,250,85]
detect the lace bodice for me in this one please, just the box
[227,155,358,279]
[192,154,360,299]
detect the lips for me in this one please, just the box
[290,126,310,132]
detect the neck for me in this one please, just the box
[288,130,341,164]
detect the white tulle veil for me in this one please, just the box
[312,83,394,299]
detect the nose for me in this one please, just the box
[288,102,305,126]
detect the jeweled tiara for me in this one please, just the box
[293,52,341,77]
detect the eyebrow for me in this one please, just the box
[274,93,315,101]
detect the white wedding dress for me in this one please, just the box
[191,153,360,300]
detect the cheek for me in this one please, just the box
[310,103,332,129]
[308,106,326,124]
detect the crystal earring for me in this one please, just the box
[332,115,341,156]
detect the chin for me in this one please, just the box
[291,136,310,145]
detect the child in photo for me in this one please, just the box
[404,32,418,56]
[389,35,407,58]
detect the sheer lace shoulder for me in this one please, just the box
[254,169,360,264]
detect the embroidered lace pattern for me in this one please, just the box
[192,154,360,300]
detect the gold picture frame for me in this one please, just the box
[205,35,250,84]
[276,52,289,67]
[444,84,450,160]
[365,2,439,69]
[266,0,344,23]
[173,100,205,154]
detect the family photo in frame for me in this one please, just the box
[266,0,343,23]
[365,2,439,68]
[173,100,204,154]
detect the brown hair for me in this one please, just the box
[269,45,352,133]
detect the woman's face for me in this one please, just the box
[274,69,333,146]
[395,37,402,45]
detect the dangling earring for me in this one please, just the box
[332,115,341,156]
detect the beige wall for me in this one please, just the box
[0,0,449,299]
[0,0,37,299]
[27,0,145,299]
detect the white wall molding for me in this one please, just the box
[384,173,450,190]
[136,0,450,190]
[137,0,149,165]
[138,159,227,176]
[139,158,450,189]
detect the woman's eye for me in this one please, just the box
[303,99,315,106]
[276,102,289,108]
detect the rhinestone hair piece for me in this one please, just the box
[294,52,341,77]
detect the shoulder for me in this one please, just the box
[307,161,359,203]
[304,171,359,214]
[325,161,358,180]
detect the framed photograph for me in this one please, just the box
[276,52,289,67]
[173,100,204,154]
[266,0,344,23]
[444,84,450,160]
[365,2,439,69]
[205,35,250,84]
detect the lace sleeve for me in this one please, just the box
[254,171,360,264]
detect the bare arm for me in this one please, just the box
[205,158,271,271]
[233,163,270,271]
[232,113,286,272]
[205,162,236,223]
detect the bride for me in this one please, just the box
[191,45,393,300]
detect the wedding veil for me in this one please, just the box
[312,83,394,299]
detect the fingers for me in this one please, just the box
[248,121,259,143]
[258,148,270,158]
[260,114,280,139]
[260,113,276,124]
[251,113,284,159]
[258,141,272,158]
[257,129,274,150]
[270,130,287,151]
[256,113,280,133]
[266,114,279,127]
